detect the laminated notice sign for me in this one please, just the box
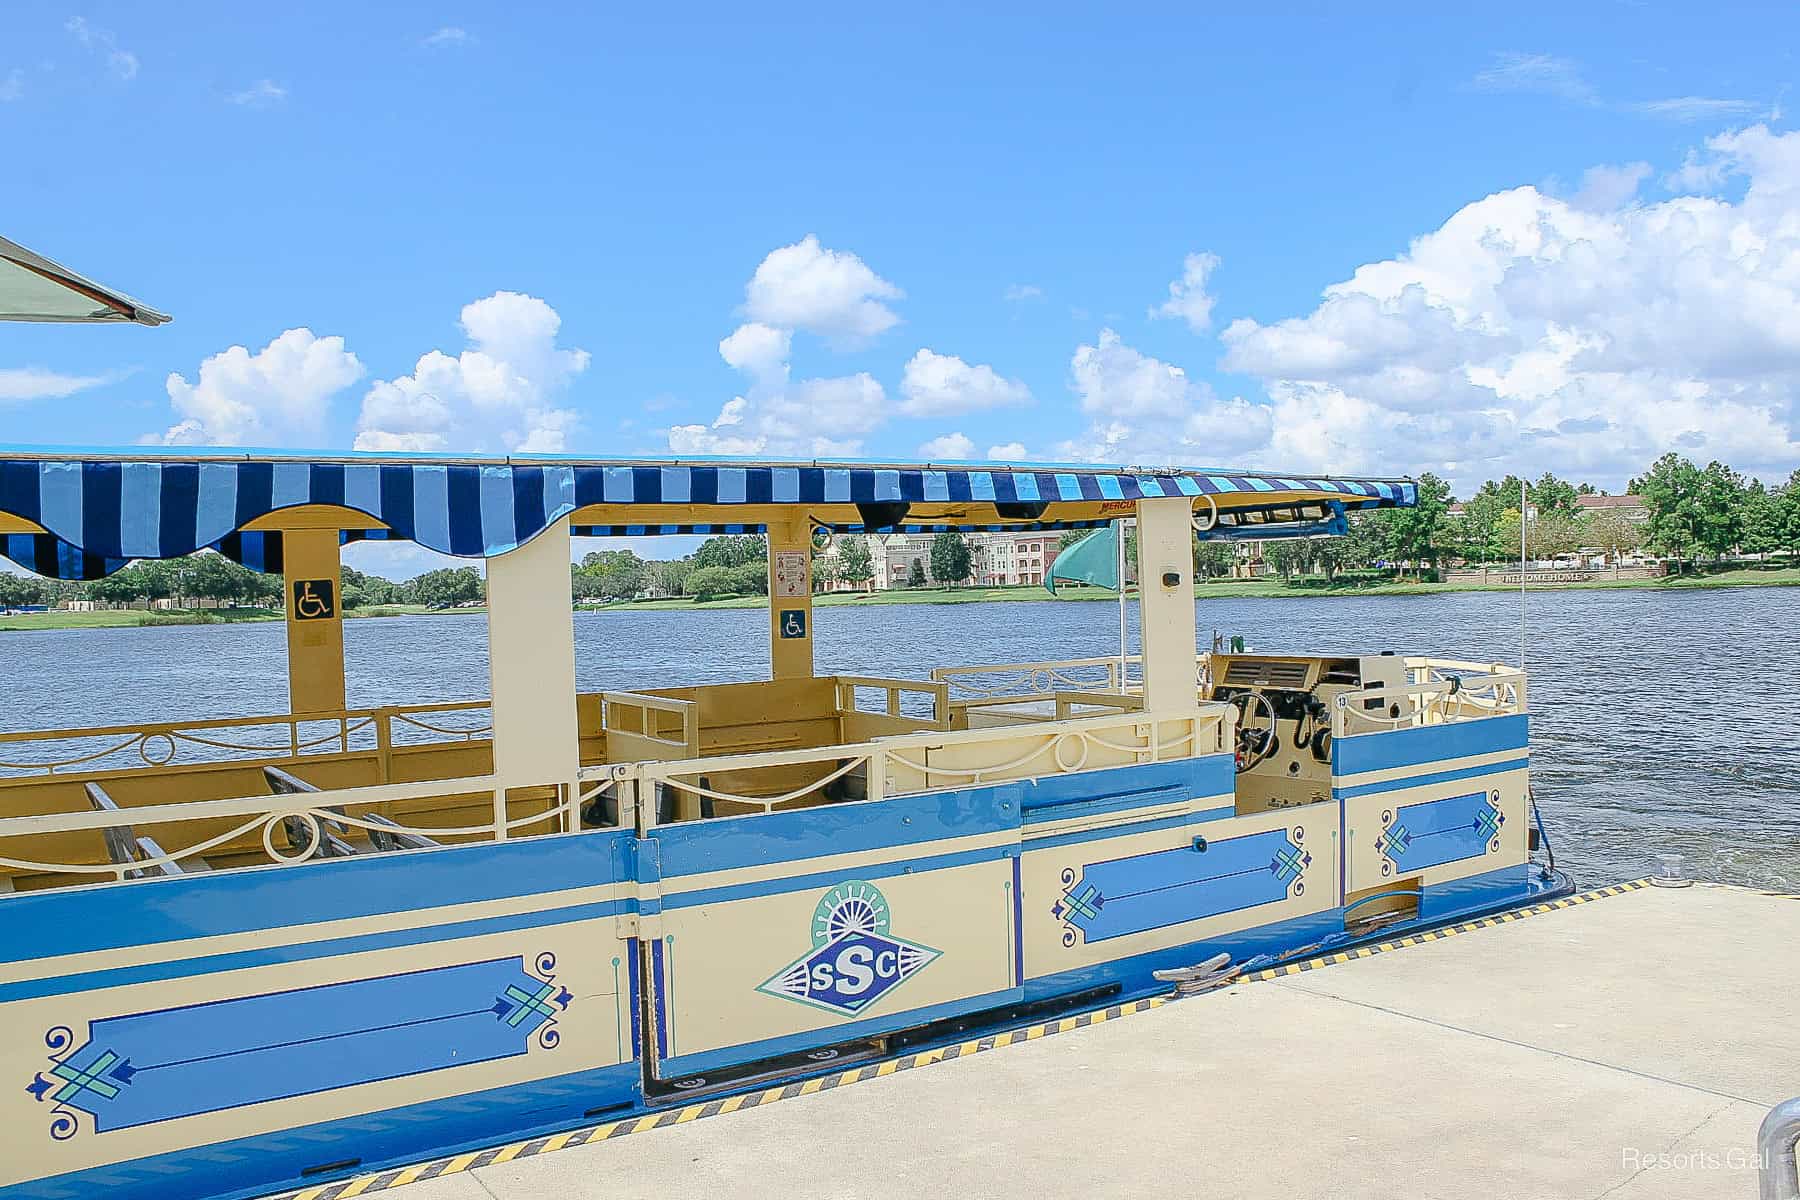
[774,550,808,598]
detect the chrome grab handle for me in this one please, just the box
[1761,1096,1800,1200]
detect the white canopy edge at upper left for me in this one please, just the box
[0,234,170,325]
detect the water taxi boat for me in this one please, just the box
[0,447,1569,1200]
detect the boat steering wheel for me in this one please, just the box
[1228,691,1279,773]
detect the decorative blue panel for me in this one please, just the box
[1052,827,1310,945]
[1333,714,1528,777]
[1374,790,1504,876]
[25,953,570,1141]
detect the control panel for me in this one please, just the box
[1206,652,1412,813]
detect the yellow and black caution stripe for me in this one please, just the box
[1241,878,1649,982]
[275,879,1645,1200]
[277,999,1169,1200]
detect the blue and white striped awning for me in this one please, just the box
[1194,502,1351,541]
[0,448,1416,580]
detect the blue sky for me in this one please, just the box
[5,2,1800,545]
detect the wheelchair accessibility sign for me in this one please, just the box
[292,579,336,621]
[779,609,806,639]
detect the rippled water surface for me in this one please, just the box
[3,589,1795,889]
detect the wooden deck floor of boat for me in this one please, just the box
[279,881,1800,1200]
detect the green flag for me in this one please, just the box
[1045,524,1121,595]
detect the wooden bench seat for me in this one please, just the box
[84,782,210,878]
[264,766,442,856]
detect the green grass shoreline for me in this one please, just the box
[6,566,1792,631]
[619,565,1800,609]
[0,604,481,632]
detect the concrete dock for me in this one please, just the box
[290,882,1800,1200]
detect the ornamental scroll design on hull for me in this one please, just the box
[1054,827,1311,946]
[1374,790,1505,878]
[25,953,571,1140]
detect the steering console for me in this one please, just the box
[1228,691,1279,773]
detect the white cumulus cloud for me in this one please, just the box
[1567,162,1651,213]
[1150,251,1222,333]
[918,432,976,459]
[718,322,792,383]
[355,291,590,453]
[744,235,903,343]
[1059,329,1272,465]
[162,329,364,446]
[987,441,1028,460]
[669,374,885,458]
[1219,123,1800,489]
[898,349,1030,416]
[670,240,905,456]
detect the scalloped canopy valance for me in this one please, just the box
[0,448,1416,580]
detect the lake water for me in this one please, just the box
[2,589,1795,890]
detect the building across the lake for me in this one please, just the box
[1445,493,1649,523]
[1573,493,1650,522]
[858,530,1060,590]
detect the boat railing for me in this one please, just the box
[0,769,582,883]
[598,703,1231,821]
[930,654,1222,706]
[1052,690,1146,719]
[834,675,952,729]
[0,700,494,782]
[1334,659,1528,736]
[932,656,1144,704]
[597,691,700,762]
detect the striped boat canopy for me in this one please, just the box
[0,447,1416,580]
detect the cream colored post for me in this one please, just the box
[767,517,815,679]
[283,528,347,716]
[1135,496,1200,713]
[485,516,580,789]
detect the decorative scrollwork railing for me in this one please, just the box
[387,709,493,740]
[601,704,1232,820]
[0,772,580,881]
[932,656,1139,702]
[932,655,1213,712]
[1333,659,1527,737]
[0,701,492,780]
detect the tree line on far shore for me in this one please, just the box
[1257,455,1800,581]
[574,532,889,602]
[8,452,1796,610]
[0,556,488,612]
[572,529,993,602]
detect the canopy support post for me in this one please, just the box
[1117,518,1130,690]
[486,517,579,788]
[283,529,346,717]
[767,517,815,680]
[1135,497,1199,712]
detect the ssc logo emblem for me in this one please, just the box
[756,881,940,1017]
